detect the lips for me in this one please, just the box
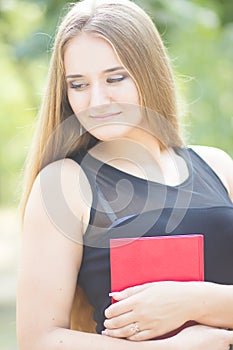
[90,111,122,121]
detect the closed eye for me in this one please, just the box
[106,75,127,84]
[70,82,89,90]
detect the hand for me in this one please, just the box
[103,281,198,341]
[170,325,233,350]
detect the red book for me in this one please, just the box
[110,234,204,339]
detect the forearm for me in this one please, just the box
[191,282,233,329]
[19,328,170,350]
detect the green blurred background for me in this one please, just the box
[0,0,232,349]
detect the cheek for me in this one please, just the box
[67,90,88,115]
[108,79,140,105]
[118,82,139,104]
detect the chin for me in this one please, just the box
[88,123,135,141]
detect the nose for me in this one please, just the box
[89,82,111,113]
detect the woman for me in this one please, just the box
[17,0,233,349]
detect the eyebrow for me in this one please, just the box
[66,66,125,79]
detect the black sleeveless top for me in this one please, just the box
[71,147,233,334]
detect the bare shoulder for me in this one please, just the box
[190,145,233,200]
[40,158,92,214]
[27,158,92,235]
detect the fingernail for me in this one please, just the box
[102,330,109,336]
[109,292,117,297]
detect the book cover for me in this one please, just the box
[110,234,204,339]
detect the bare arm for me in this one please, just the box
[17,158,166,350]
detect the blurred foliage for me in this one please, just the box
[0,0,233,206]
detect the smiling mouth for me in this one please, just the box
[90,111,122,121]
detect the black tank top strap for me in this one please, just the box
[95,184,118,224]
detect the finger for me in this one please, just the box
[105,298,133,319]
[102,322,141,339]
[104,310,134,329]
[127,329,153,342]
[110,283,150,301]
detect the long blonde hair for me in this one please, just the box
[21,0,184,332]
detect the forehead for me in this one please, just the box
[64,33,122,75]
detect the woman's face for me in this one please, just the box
[64,33,144,141]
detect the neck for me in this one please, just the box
[124,126,163,159]
[96,127,163,163]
